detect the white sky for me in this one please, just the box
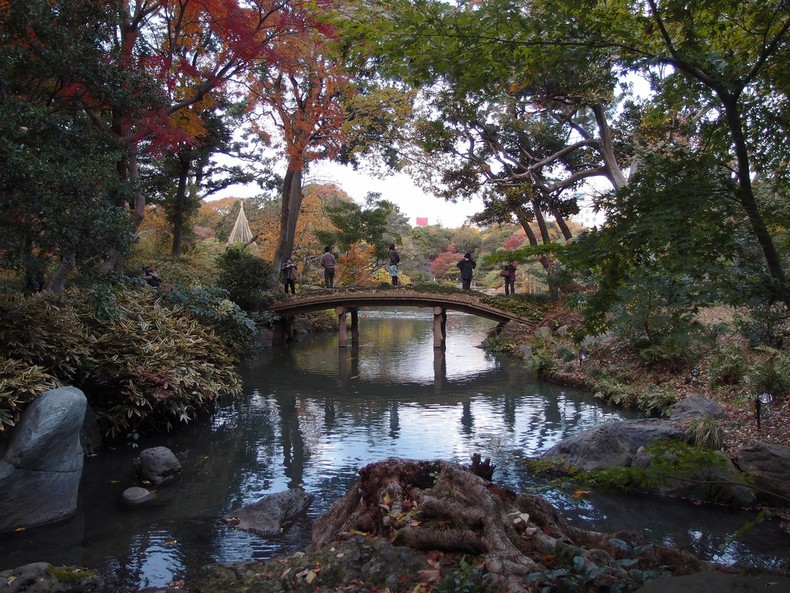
[308,161,483,229]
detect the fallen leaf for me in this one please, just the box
[418,569,441,584]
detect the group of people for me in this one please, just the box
[280,247,518,294]
[281,246,337,294]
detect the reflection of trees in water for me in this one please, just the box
[276,394,307,489]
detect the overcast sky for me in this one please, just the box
[309,161,484,229]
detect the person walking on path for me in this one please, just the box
[281,257,297,294]
[388,243,400,285]
[502,261,517,295]
[457,252,476,290]
[320,246,336,288]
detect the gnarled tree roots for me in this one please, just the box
[312,458,708,592]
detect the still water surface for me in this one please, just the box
[1,309,788,590]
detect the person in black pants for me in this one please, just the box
[457,252,476,290]
[320,246,336,288]
[281,257,297,294]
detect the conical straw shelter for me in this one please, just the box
[227,201,254,246]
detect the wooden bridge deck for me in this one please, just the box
[268,287,536,326]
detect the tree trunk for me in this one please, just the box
[312,459,708,593]
[171,156,191,257]
[592,103,628,190]
[721,95,789,307]
[274,164,304,272]
[551,203,574,241]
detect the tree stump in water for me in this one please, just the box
[312,458,709,593]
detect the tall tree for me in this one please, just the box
[511,0,790,304]
[247,21,354,270]
[0,0,136,291]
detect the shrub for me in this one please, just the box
[527,341,557,375]
[0,291,92,379]
[555,346,576,362]
[216,247,276,311]
[635,384,678,417]
[743,346,790,396]
[683,417,724,450]
[0,357,61,430]
[160,285,259,356]
[482,334,517,354]
[0,288,242,439]
[708,344,745,386]
[735,302,788,348]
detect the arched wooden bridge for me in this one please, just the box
[268,287,536,348]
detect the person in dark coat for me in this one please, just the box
[281,257,297,294]
[502,261,517,295]
[456,252,476,290]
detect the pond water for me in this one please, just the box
[0,309,788,591]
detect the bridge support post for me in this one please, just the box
[433,306,447,350]
[336,306,348,348]
[273,315,294,343]
[350,308,359,344]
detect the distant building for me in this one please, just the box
[570,194,607,229]
[415,217,429,226]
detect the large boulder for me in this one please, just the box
[541,419,684,470]
[0,562,103,593]
[0,386,86,531]
[223,489,314,537]
[134,446,182,485]
[667,394,725,421]
[541,419,756,508]
[632,448,756,507]
[735,442,790,506]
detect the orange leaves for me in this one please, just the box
[247,23,354,168]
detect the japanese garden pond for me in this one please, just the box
[0,309,787,591]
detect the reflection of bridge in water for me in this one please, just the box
[268,288,536,348]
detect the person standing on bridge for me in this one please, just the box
[502,261,517,295]
[320,246,336,288]
[457,252,476,290]
[388,243,400,285]
[281,257,297,295]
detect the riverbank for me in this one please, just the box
[496,302,790,456]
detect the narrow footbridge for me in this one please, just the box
[268,287,536,348]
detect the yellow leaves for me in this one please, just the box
[294,565,320,584]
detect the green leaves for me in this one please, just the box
[0,287,244,438]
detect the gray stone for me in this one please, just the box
[121,486,157,507]
[223,489,314,537]
[543,419,757,507]
[0,562,103,593]
[632,449,756,507]
[538,326,552,339]
[668,394,725,421]
[135,446,182,485]
[518,344,532,358]
[736,442,790,506]
[0,386,86,531]
[634,571,790,593]
[541,419,684,471]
